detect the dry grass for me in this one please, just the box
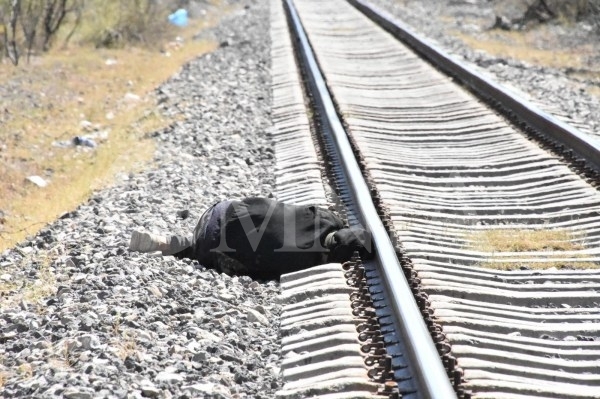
[453,25,600,104]
[469,228,583,252]
[0,14,221,251]
[0,370,7,388]
[588,85,600,97]
[111,315,140,360]
[467,228,600,270]
[115,337,139,360]
[0,278,19,299]
[22,260,57,304]
[0,252,57,311]
[16,364,33,379]
[456,30,599,74]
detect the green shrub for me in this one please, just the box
[80,0,176,49]
[0,0,181,64]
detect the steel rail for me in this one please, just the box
[283,0,457,397]
[349,0,600,172]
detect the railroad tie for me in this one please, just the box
[277,263,388,399]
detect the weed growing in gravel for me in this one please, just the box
[111,314,140,360]
[22,260,57,305]
[0,279,19,299]
[467,228,600,270]
[61,341,76,368]
[16,363,33,379]
[47,356,72,371]
[116,338,139,361]
[0,253,56,311]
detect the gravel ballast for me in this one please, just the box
[0,1,281,398]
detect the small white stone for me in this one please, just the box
[124,92,141,103]
[147,285,163,298]
[195,328,221,343]
[26,175,48,188]
[156,367,183,383]
[80,120,94,130]
[182,382,231,397]
[140,380,160,398]
[246,308,269,326]
[217,291,236,302]
[77,334,101,350]
[63,387,94,399]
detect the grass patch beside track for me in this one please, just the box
[0,14,221,252]
[457,31,592,71]
[470,228,583,252]
[467,228,600,270]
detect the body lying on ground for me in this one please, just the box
[129,197,373,279]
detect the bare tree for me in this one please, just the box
[20,0,44,62]
[3,0,20,65]
[41,0,67,51]
[61,0,83,48]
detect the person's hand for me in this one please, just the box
[328,226,374,262]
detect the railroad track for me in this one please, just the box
[271,0,600,398]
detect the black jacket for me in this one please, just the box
[218,198,344,278]
[185,197,372,279]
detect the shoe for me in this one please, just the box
[324,231,337,248]
[129,230,168,253]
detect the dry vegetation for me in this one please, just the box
[467,228,600,270]
[0,249,57,314]
[469,228,583,252]
[435,0,600,78]
[457,30,599,74]
[0,1,225,251]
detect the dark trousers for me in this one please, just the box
[169,200,248,275]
